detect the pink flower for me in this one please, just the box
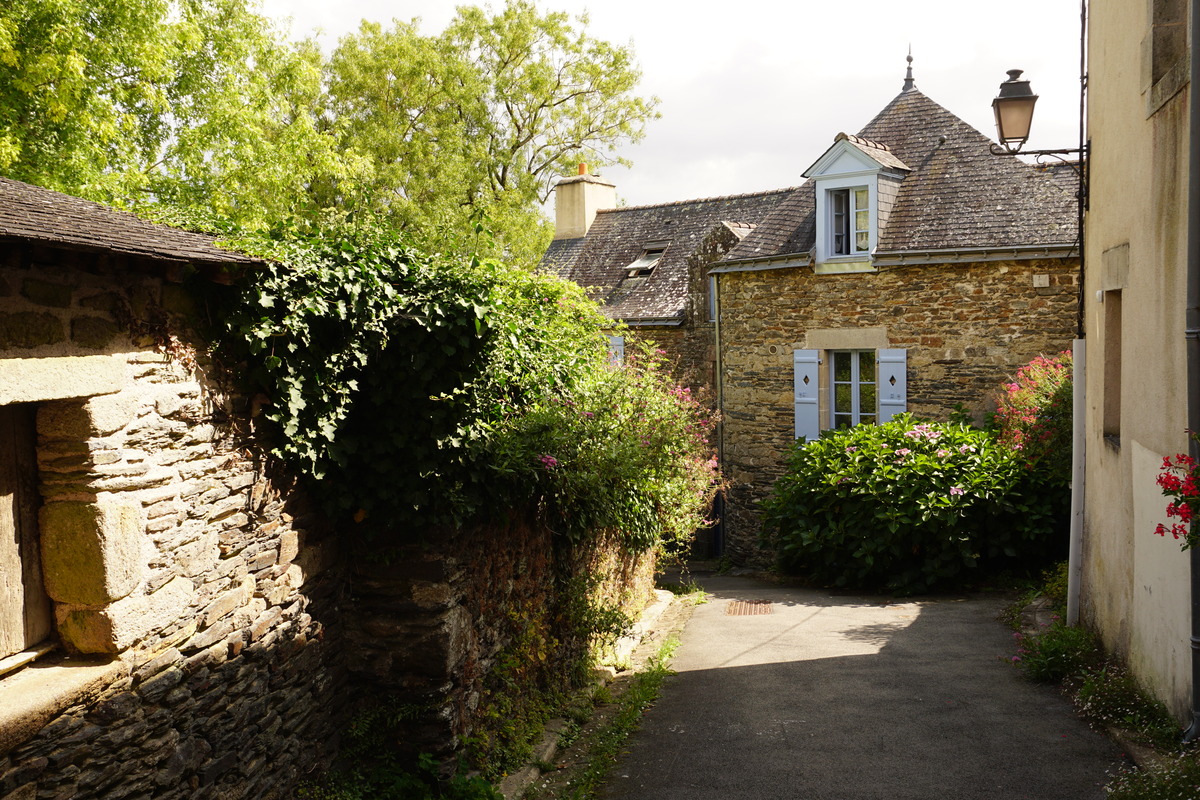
[894,448,911,457]
[950,486,965,496]
[539,454,559,469]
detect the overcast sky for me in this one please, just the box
[258,0,1086,208]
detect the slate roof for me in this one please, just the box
[545,188,796,322]
[725,88,1078,262]
[0,176,256,267]
[813,133,912,174]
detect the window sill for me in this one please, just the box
[813,258,875,275]
[0,642,56,679]
[0,651,125,753]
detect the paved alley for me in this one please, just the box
[601,573,1126,800]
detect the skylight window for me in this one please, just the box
[626,248,665,277]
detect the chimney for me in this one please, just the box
[553,163,616,240]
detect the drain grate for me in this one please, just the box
[726,599,773,616]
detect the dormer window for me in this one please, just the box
[803,133,909,271]
[830,187,870,256]
[626,247,665,277]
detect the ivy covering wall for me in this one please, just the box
[201,222,717,555]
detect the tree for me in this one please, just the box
[323,1,658,263]
[0,0,350,226]
[0,0,657,260]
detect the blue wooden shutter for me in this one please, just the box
[793,349,820,442]
[877,348,907,422]
[607,335,625,365]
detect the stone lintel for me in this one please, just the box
[803,327,890,351]
[0,354,125,404]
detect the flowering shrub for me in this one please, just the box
[1155,448,1199,549]
[762,415,1066,594]
[994,352,1073,486]
[490,341,719,553]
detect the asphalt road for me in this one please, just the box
[600,573,1126,800]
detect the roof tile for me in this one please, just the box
[0,176,256,267]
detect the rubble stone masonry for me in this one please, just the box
[0,253,350,800]
[717,257,1078,565]
[0,246,659,799]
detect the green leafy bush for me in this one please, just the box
[205,222,716,554]
[489,341,717,552]
[994,351,1073,485]
[762,415,1064,594]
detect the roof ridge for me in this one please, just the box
[835,132,891,151]
[598,185,801,215]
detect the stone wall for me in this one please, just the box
[717,257,1078,565]
[347,519,655,761]
[0,246,662,797]
[0,252,351,800]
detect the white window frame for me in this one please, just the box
[830,350,878,429]
[828,187,871,256]
[607,335,625,365]
[813,173,878,265]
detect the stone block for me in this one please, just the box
[277,531,299,565]
[40,501,144,605]
[71,317,121,349]
[202,577,253,626]
[174,533,218,577]
[0,784,36,800]
[78,291,123,316]
[0,311,65,349]
[38,391,139,439]
[55,576,195,654]
[20,278,73,308]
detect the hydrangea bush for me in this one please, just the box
[762,414,1066,594]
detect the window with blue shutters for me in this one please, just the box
[793,347,906,442]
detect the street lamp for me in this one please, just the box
[988,64,1089,640]
[988,69,1084,162]
[992,69,1039,153]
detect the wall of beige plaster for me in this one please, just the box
[718,257,1078,565]
[1081,0,1193,718]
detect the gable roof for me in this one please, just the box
[725,88,1078,264]
[0,176,256,268]
[803,133,911,177]
[543,188,796,323]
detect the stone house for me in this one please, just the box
[541,167,794,395]
[1078,0,1194,724]
[0,175,352,799]
[543,73,1080,564]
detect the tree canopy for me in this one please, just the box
[0,0,657,263]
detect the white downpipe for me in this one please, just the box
[1068,338,1086,626]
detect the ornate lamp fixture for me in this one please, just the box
[992,69,1039,153]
